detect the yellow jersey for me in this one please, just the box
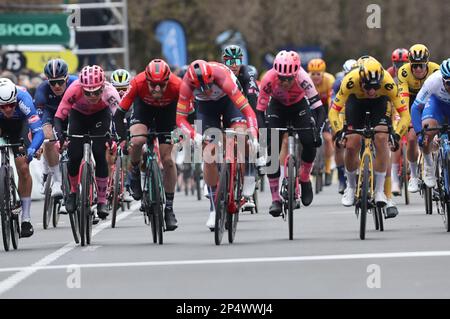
[309,72,335,107]
[397,62,440,106]
[329,68,410,137]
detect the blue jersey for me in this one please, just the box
[331,75,344,102]
[34,75,77,111]
[0,87,44,151]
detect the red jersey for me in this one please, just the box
[176,62,258,138]
[119,72,181,111]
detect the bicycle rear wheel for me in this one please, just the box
[151,161,164,245]
[402,143,410,205]
[52,198,61,228]
[215,162,229,245]
[42,174,53,229]
[0,166,11,251]
[288,156,295,240]
[359,155,370,240]
[195,164,202,201]
[425,186,433,215]
[111,155,121,228]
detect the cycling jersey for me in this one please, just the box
[0,87,44,153]
[397,62,440,106]
[310,72,335,107]
[34,75,78,111]
[119,72,181,111]
[411,71,450,133]
[256,68,322,112]
[329,68,410,136]
[236,64,259,110]
[176,62,258,138]
[55,80,120,120]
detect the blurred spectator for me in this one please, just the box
[0,70,18,83]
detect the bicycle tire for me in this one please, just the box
[65,162,80,244]
[373,208,379,231]
[43,173,52,229]
[195,164,202,201]
[402,144,410,205]
[215,162,228,245]
[253,180,259,214]
[425,186,433,215]
[377,207,384,231]
[86,166,94,246]
[227,163,241,244]
[9,168,20,250]
[315,173,321,194]
[52,198,61,228]
[151,161,164,245]
[360,155,370,240]
[0,166,11,251]
[80,164,90,246]
[111,155,121,228]
[288,156,295,240]
[445,156,450,232]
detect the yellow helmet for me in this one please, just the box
[408,44,430,63]
[359,57,384,87]
[308,58,326,73]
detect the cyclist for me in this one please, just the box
[329,57,410,211]
[110,68,131,98]
[221,44,261,210]
[113,59,180,231]
[54,65,121,220]
[332,59,357,194]
[176,59,258,229]
[411,58,450,187]
[388,48,409,80]
[308,58,335,186]
[34,59,77,198]
[257,50,325,217]
[0,78,44,237]
[388,48,408,195]
[397,44,440,193]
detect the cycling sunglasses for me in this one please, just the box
[443,78,450,87]
[0,103,15,110]
[278,75,295,82]
[83,88,103,97]
[49,78,67,86]
[224,58,242,67]
[411,63,426,70]
[362,82,381,91]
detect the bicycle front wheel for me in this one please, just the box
[151,161,164,245]
[402,143,410,205]
[80,164,93,246]
[43,174,53,229]
[10,170,20,250]
[359,155,370,240]
[288,157,295,240]
[227,163,241,244]
[111,155,121,228]
[0,166,11,251]
[215,162,229,245]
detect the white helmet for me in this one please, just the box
[0,78,18,105]
[343,59,357,74]
[110,69,131,87]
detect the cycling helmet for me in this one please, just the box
[0,78,18,105]
[222,44,244,61]
[187,60,214,91]
[359,58,384,87]
[343,59,357,74]
[441,58,450,79]
[110,69,131,87]
[44,59,68,79]
[145,59,171,83]
[408,44,430,63]
[391,48,409,63]
[273,50,301,77]
[79,65,105,91]
[308,58,326,73]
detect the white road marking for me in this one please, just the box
[1,250,450,273]
[0,202,140,296]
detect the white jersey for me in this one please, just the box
[415,70,450,105]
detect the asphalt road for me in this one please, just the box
[1,179,450,299]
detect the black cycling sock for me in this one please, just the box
[165,192,174,209]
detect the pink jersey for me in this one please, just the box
[55,80,120,120]
[256,68,322,112]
